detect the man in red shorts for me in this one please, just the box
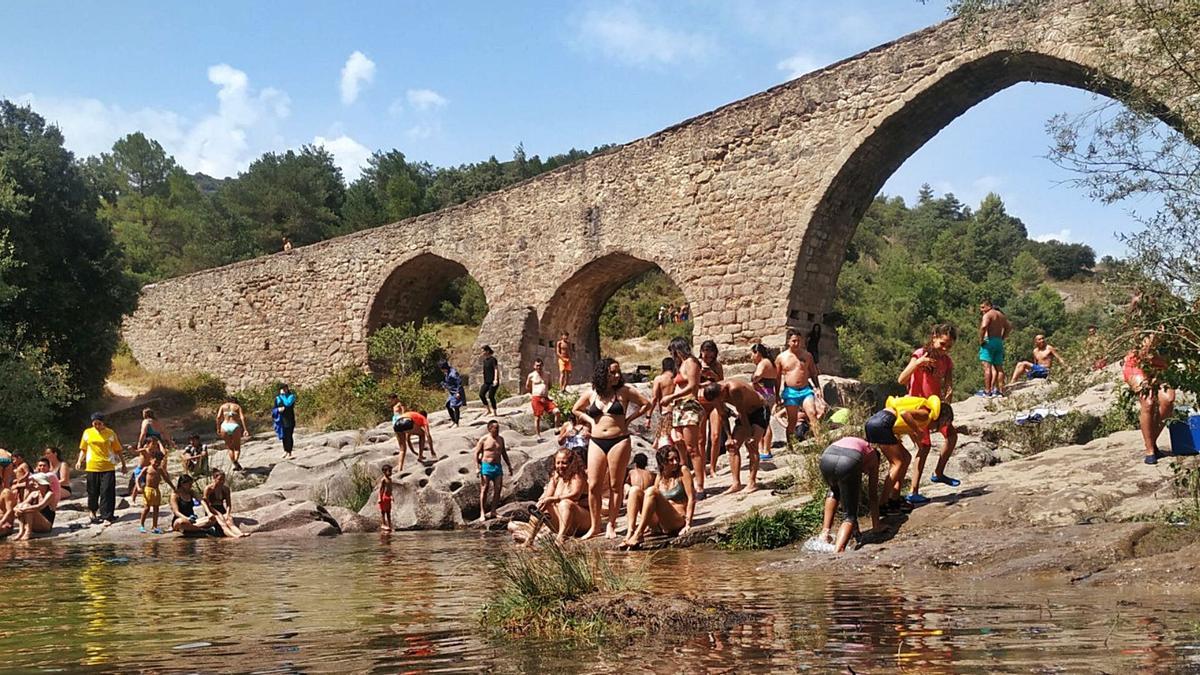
[525,358,558,438]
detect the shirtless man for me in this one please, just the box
[1009,334,1066,386]
[977,298,1012,397]
[699,380,768,494]
[473,420,513,521]
[525,358,558,437]
[775,328,825,446]
[648,357,677,430]
[555,333,573,389]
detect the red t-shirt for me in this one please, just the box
[403,412,428,429]
[907,347,952,398]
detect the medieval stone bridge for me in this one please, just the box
[123,2,1168,389]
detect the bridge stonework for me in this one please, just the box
[123,2,1157,389]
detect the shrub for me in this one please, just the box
[367,322,447,385]
[994,411,1102,456]
[721,501,823,551]
[1096,387,1140,439]
[176,372,227,406]
[304,368,389,431]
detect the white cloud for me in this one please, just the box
[777,52,821,79]
[339,51,376,105]
[405,88,447,111]
[387,98,405,117]
[19,63,290,178]
[313,134,373,181]
[1033,228,1074,243]
[574,6,714,66]
[405,121,441,141]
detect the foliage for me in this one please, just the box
[992,411,1102,457]
[1096,386,1140,439]
[550,387,580,422]
[721,501,824,551]
[1164,459,1200,526]
[367,322,447,385]
[598,269,688,340]
[0,339,79,449]
[0,102,137,427]
[315,461,377,512]
[1026,239,1095,280]
[431,276,488,326]
[480,542,640,638]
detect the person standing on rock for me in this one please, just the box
[977,298,1012,398]
[77,413,127,524]
[394,409,436,468]
[1124,332,1176,464]
[474,420,513,521]
[659,337,707,494]
[378,465,394,532]
[573,358,652,539]
[479,345,501,417]
[275,384,297,459]
[750,344,779,461]
[699,380,767,494]
[776,328,825,446]
[137,408,175,455]
[525,358,558,438]
[898,323,959,505]
[555,332,573,389]
[698,340,725,478]
[439,360,466,427]
[216,396,248,472]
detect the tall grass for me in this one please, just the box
[480,543,640,638]
[721,500,824,551]
[312,460,376,512]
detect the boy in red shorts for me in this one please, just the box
[378,464,394,532]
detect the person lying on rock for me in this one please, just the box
[203,469,249,538]
[818,436,881,553]
[474,420,513,522]
[698,380,768,495]
[170,475,220,538]
[515,447,589,547]
[620,444,695,550]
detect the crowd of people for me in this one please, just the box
[0,298,1179,546]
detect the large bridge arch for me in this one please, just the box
[364,251,488,335]
[787,44,1188,372]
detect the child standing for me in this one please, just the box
[129,439,161,505]
[139,452,174,534]
[378,465,394,532]
[473,420,513,522]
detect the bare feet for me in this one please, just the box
[721,483,744,496]
[744,482,760,493]
[580,528,601,540]
[605,523,618,539]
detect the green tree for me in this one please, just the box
[1026,239,1095,280]
[1011,249,1046,290]
[341,150,434,233]
[0,101,137,412]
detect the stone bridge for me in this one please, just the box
[123,1,1173,389]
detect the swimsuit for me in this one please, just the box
[480,461,503,479]
[40,505,56,527]
[865,410,900,446]
[587,398,625,419]
[1028,364,1050,379]
[563,431,588,453]
[531,395,556,417]
[661,479,687,504]
[755,378,777,407]
[747,405,771,431]
[379,487,392,513]
[0,457,10,467]
[143,486,162,507]
[672,399,704,428]
[590,435,630,454]
[393,417,415,433]
[220,412,240,436]
[207,499,228,515]
[979,336,1005,366]
[820,439,874,522]
[144,424,163,441]
[781,385,814,407]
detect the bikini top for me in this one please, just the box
[662,478,686,503]
[674,357,700,386]
[145,424,163,439]
[223,409,236,419]
[587,397,625,419]
[700,362,720,383]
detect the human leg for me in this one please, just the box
[707,408,721,476]
[677,425,703,493]
[877,443,910,506]
[583,443,608,538]
[722,423,750,495]
[86,471,100,518]
[605,438,632,537]
[801,396,822,439]
[490,475,503,519]
[282,426,295,457]
[1137,387,1159,458]
[98,470,116,521]
[908,444,931,499]
[625,485,645,537]
[477,476,490,522]
[624,486,662,545]
[746,426,764,491]
[1010,361,1032,385]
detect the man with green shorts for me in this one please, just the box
[977,298,1011,398]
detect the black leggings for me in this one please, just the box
[446,403,462,425]
[479,383,499,410]
[819,444,865,522]
[281,426,295,454]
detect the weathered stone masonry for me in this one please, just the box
[123,2,1166,389]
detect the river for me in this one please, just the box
[2,533,1198,673]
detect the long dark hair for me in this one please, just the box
[924,323,958,352]
[750,343,775,360]
[655,445,682,478]
[667,336,692,360]
[591,358,624,396]
[699,340,719,361]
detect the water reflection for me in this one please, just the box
[2,534,1200,673]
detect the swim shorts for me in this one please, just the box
[379,493,392,513]
[671,398,704,428]
[557,356,572,374]
[979,336,1005,366]
[480,461,503,479]
[143,486,162,507]
[1028,364,1050,379]
[781,385,814,407]
[865,410,900,446]
[393,417,415,433]
[531,395,557,417]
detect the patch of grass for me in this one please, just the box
[480,543,642,639]
[1096,387,1140,439]
[429,321,481,370]
[721,501,823,551]
[311,459,376,511]
[993,410,1102,456]
[109,343,228,408]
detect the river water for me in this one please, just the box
[2,533,1199,673]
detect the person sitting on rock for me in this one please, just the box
[516,447,589,547]
[203,469,249,538]
[556,413,590,463]
[181,434,209,474]
[698,380,768,495]
[474,420,513,522]
[620,444,695,549]
[393,410,436,468]
[623,451,656,538]
[170,475,219,538]
[1009,334,1066,387]
[818,436,881,553]
[13,473,57,541]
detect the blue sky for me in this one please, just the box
[0,1,1152,256]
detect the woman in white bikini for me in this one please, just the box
[215,396,248,472]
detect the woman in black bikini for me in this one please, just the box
[572,358,651,539]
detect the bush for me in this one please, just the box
[368,322,447,385]
[721,501,823,551]
[305,368,390,431]
[1096,387,1140,439]
[993,411,1102,456]
[176,372,227,406]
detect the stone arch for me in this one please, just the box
[538,252,691,383]
[364,251,488,334]
[788,48,1168,373]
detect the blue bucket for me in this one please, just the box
[1168,416,1200,456]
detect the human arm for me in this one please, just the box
[535,475,560,509]
[623,387,653,424]
[897,354,930,387]
[110,433,127,472]
[660,361,699,407]
[237,407,249,435]
[572,392,597,428]
[501,443,513,473]
[138,420,149,449]
[1051,346,1067,367]
[76,434,87,470]
[979,313,991,344]
[473,438,484,468]
[944,361,955,400]
[900,409,930,445]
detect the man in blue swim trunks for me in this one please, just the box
[977,298,1012,398]
[473,420,513,521]
[1009,334,1065,388]
[775,328,825,447]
